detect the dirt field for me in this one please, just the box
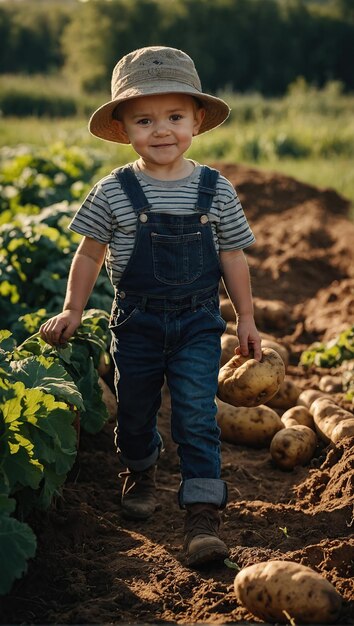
[2,163,354,625]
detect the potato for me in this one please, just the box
[309,396,341,419]
[220,333,239,367]
[218,347,285,408]
[297,389,326,408]
[98,377,117,420]
[254,298,292,330]
[310,397,353,443]
[220,297,236,322]
[319,374,342,393]
[261,338,289,368]
[312,409,344,437]
[226,320,237,335]
[220,333,288,369]
[281,406,315,430]
[270,425,317,470]
[234,559,342,624]
[266,378,300,409]
[331,418,354,443]
[314,412,353,444]
[216,399,283,447]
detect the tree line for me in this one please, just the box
[1,0,353,96]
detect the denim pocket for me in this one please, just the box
[109,304,139,330]
[151,231,203,285]
[201,300,227,333]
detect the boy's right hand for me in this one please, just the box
[39,310,82,347]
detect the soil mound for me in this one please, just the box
[2,163,354,625]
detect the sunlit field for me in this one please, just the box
[1,79,354,623]
[1,79,353,212]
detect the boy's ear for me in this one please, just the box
[193,107,206,135]
[111,119,130,142]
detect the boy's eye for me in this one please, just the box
[170,114,183,121]
[137,118,151,125]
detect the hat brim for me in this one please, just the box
[88,83,230,143]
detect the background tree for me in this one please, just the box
[0,0,353,95]
[0,2,71,74]
[62,0,163,92]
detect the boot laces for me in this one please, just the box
[119,469,149,482]
[119,467,156,496]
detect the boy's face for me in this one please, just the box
[113,93,205,171]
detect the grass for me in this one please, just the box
[253,158,354,205]
[1,79,353,214]
[0,74,103,117]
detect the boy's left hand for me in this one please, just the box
[235,314,262,361]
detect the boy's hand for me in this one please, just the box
[235,314,262,361]
[39,310,82,347]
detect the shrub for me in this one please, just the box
[0,89,77,117]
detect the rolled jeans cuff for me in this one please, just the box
[119,434,163,472]
[178,478,228,510]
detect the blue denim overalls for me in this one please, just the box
[110,164,227,508]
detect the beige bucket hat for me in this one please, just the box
[89,46,230,144]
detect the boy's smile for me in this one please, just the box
[113,93,205,179]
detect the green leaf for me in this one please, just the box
[300,325,354,369]
[0,280,20,304]
[56,343,73,364]
[2,445,43,491]
[0,495,16,515]
[11,355,84,410]
[25,404,77,475]
[1,380,25,423]
[37,467,67,510]
[224,558,240,570]
[0,331,16,353]
[75,358,108,434]
[0,380,77,511]
[10,309,50,344]
[0,514,37,595]
[16,337,43,357]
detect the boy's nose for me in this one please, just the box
[153,121,170,136]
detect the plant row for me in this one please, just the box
[0,146,114,333]
[0,309,111,595]
[0,143,101,217]
[0,144,114,594]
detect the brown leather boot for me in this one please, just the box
[184,503,229,567]
[120,465,157,520]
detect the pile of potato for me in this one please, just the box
[216,300,354,470]
[219,296,346,623]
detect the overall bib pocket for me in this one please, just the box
[202,300,227,333]
[151,231,203,285]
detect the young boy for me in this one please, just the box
[40,46,261,568]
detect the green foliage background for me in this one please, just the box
[0,0,353,95]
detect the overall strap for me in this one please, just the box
[113,165,151,215]
[196,165,219,212]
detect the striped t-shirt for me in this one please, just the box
[69,161,255,286]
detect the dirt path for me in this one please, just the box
[2,163,354,624]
